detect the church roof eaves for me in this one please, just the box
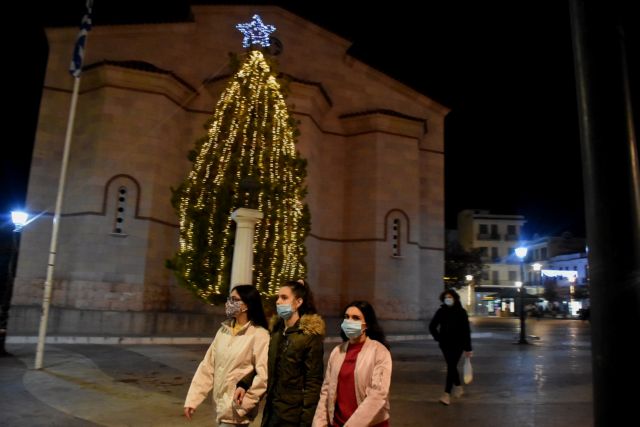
[340,109,426,125]
[84,60,197,93]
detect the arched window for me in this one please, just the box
[391,217,401,257]
[113,186,128,234]
[385,209,409,259]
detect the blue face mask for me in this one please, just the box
[341,319,363,339]
[277,304,295,320]
[444,297,454,306]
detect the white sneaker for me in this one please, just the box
[452,386,464,398]
[439,392,451,405]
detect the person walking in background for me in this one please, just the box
[184,284,269,426]
[236,279,325,427]
[313,301,392,427]
[429,288,473,406]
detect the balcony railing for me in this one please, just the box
[477,233,501,241]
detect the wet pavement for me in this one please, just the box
[0,317,593,426]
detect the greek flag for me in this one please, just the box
[69,2,93,78]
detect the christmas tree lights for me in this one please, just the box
[170,47,309,304]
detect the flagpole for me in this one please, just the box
[34,76,81,370]
[34,0,92,369]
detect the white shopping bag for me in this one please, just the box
[463,356,473,384]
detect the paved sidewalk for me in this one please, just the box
[0,318,593,426]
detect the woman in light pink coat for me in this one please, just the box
[313,301,392,427]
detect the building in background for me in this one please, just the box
[457,209,526,315]
[456,209,588,317]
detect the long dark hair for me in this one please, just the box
[234,285,268,329]
[340,300,389,349]
[282,279,317,317]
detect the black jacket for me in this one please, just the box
[429,303,472,352]
[240,313,325,427]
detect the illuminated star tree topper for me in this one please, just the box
[236,14,276,48]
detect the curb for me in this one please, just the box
[6,332,493,345]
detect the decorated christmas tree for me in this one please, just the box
[169,15,310,304]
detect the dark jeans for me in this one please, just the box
[440,345,463,393]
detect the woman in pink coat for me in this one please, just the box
[313,301,392,427]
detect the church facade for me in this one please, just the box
[12,6,448,335]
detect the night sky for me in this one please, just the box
[5,1,639,239]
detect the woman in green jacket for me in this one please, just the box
[236,279,325,427]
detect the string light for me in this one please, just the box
[172,49,309,303]
[236,14,276,48]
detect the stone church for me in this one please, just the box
[11,5,448,336]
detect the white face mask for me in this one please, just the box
[341,319,363,339]
[444,297,454,306]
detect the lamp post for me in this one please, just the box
[515,246,529,344]
[465,274,474,315]
[0,211,28,356]
[569,275,576,317]
[532,263,542,296]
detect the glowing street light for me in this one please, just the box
[10,211,29,230]
[1,211,30,355]
[515,246,528,259]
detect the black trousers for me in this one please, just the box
[440,345,463,393]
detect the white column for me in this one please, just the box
[230,208,263,290]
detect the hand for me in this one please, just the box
[184,407,195,421]
[233,387,246,406]
[464,351,473,358]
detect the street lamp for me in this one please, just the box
[569,275,577,316]
[465,274,474,315]
[1,211,28,356]
[11,211,29,230]
[515,246,529,344]
[532,263,542,295]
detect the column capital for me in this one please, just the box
[231,208,264,223]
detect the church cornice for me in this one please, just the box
[339,109,427,133]
[337,109,429,141]
[84,59,198,93]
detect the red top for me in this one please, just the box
[333,341,389,427]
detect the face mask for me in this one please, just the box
[444,297,454,307]
[225,300,244,318]
[277,303,295,320]
[341,319,363,339]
